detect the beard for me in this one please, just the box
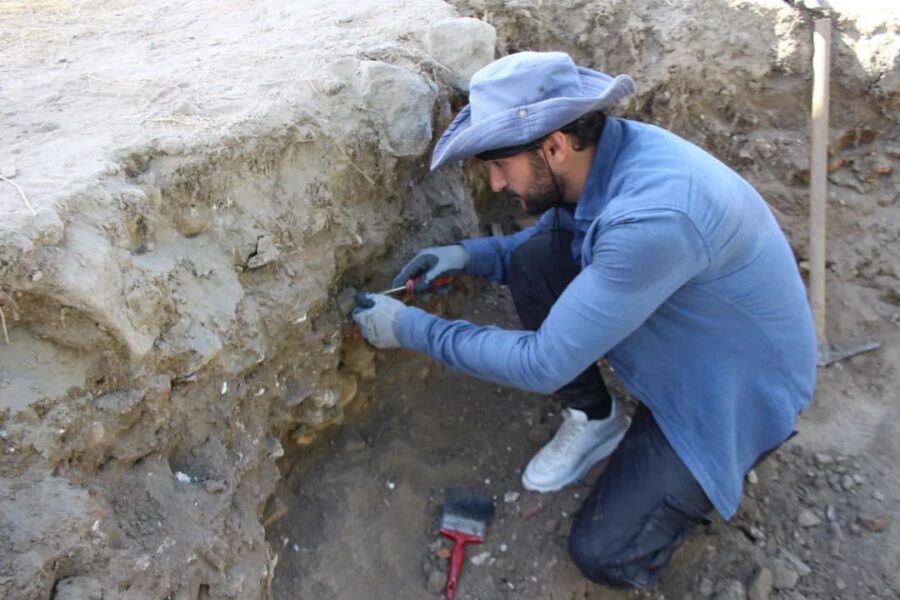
[504,151,565,216]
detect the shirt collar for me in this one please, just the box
[573,116,624,222]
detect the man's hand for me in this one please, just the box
[392,245,468,288]
[352,292,406,349]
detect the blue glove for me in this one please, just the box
[392,245,468,288]
[352,292,406,349]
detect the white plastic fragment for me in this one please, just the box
[220,381,228,395]
[175,471,192,484]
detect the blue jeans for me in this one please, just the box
[509,231,713,588]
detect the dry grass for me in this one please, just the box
[0,305,8,345]
[0,175,36,215]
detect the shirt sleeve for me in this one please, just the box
[396,210,710,393]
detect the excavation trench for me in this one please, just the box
[0,1,898,599]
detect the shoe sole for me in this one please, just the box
[521,417,631,493]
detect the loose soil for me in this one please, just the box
[269,283,900,599]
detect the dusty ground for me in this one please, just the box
[1,0,898,598]
[269,283,899,599]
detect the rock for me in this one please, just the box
[341,432,367,453]
[337,287,359,316]
[713,579,746,600]
[857,506,890,532]
[203,479,227,493]
[247,235,280,269]
[740,524,765,542]
[426,569,446,594]
[361,61,437,157]
[503,491,520,504]
[746,469,759,485]
[748,567,773,600]
[543,518,560,534]
[470,551,491,566]
[840,474,855,490]
[425,18,497,91]
[797,508,821,527]
[527,423,552,445]
[0,165,17,179]
[825,504,837,521]
[872,490,885,502]
[699,577,715,597]
[261,496,289,528]
[813,452,833,467]
[780,550,811,576]
[771,559,799,590]
[520,498,545,520]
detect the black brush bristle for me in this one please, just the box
[443,488,495,522]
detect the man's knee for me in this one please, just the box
[568,495,706,589]
[568,520,636,589]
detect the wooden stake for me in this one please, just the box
[809,18,831,349]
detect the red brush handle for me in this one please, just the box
[407,276,454,295]
[440,529,482,600]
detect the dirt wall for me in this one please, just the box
[0,0,897,599]
[0,2,488,598]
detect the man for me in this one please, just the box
[353,51,817,587]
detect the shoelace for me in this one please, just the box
[549,413,586,453]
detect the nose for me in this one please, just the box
[488,163,507,193]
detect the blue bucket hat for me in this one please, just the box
[430,51,636,170]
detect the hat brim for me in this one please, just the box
[430,67,636,170]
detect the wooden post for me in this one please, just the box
[809,18,831,350]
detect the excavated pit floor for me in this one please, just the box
[268,283,900,599]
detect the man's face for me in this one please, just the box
[485,149,562,215]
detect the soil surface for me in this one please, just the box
[269,283,900,599]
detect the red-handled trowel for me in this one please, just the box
[439,488,495,600]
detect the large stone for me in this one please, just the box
[426,17,497,91]
[748,567,773,600]
[361,61,438,157]
[771,559,799,590]
[714,579,747,600]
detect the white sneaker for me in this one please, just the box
[522,399,631,493]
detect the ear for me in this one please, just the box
[542,131,570,163]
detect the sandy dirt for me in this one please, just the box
[1,0,898,598]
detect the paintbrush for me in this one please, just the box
[439,488,495,600]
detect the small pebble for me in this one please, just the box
[426,569,446,594]
[857,506,890,532]
[798,508,821,528]
[746,469,759,485]
[503,491,520,503]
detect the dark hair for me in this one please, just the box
[475,111,606,161]
[559,111,606,151]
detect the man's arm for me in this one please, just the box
[396,210,709,393]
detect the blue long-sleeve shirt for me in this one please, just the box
[397,117,817,518]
